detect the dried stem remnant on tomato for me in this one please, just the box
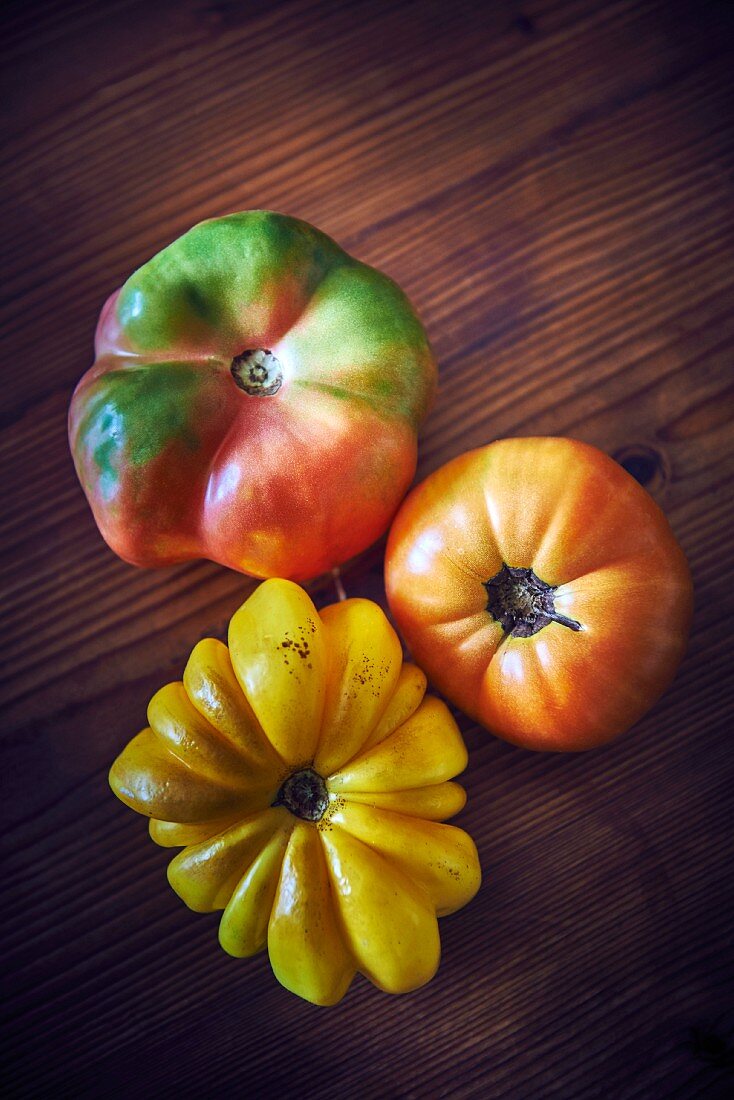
[231,348,283,396]
[273,768,329,821]
[484,564,582,639]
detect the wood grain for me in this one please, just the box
[2,0,733,1096]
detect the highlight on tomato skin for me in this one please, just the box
[108,579,481,1006]
[69,210,437,582]
[384,436,694,752]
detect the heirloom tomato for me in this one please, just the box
[109,579,481,1005]
[69,212,436,580]
[385,438,693,751]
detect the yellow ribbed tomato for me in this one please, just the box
[109,579,480,1005]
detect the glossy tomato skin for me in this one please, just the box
[69,211,436,580]
[109,579,480,1005]
[385,438,693,751]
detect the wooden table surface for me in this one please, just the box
[3,1,733,1096]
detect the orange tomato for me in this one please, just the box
[385,438,693,751]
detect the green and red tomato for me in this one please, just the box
[69,211,436,580]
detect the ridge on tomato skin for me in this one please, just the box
[384,437,694,752]
[69,211,436,581]
[108,579,481,1006]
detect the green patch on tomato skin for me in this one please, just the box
[284,261,435,427]
[110,212,434,426]
[116,211,343,355]
[290,377,411,422]
[75,363,204,498]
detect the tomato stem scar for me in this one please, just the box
[484,563,582,638]
[231,348,283,396]
[273,768,328,821]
